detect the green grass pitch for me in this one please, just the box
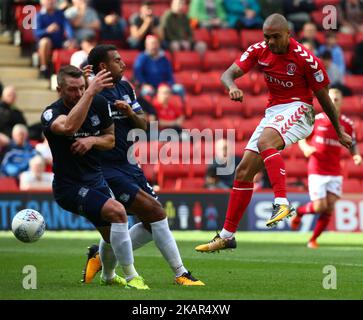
[1,231,362,300]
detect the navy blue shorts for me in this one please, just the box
[102,163,157,210]
[53,182,112,227]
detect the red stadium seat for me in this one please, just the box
[140,164,157,184]
[203,49,239,71]
[185,94,216,118]
[240,30,264,49]
[345,160,363,179]
[197,71,223,93]
[235,117,261,140]
[174,71,199,94]
[214,94,244,118]
[285,159,308,178]
[243,94,269,118]
[52,48,78,73]
[193,28,212,48]
[344,75,363,94]
[118,50,141,68]
[313,0,340,8]
[157,164,189,187]
[341,96,363,116]
[15,4,40,45]
[343,179,363,192]
[336,33,355,50]
[122,3,140,21]
[175,177,205,190]
[234,140,248,157]
[173,51,202,71]
[344,50,354,70]
[0,177,19,192]
[356,32,363,44]
[152,3,169,17]
[211,29,240,49]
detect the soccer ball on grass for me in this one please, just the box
[11,209,46,243]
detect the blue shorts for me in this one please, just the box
[53,181,112,227]
[102,163,157,210]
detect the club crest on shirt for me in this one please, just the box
[90,115,100,126]
[274,115,284,122]
[313,69,324,82]
[43,109,53,122]
[286,63,296,75]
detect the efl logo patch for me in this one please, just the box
[43,109,53,122]
[314,69,324,83]
[90,115,100,126]
[78,187,89,198]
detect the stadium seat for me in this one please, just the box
[336,33,355,50]
[173,50,202,72]
[341,96,363,116]
[122,3,140,20]
[234,140,248,157]
[118,50,140,68]
[240,29,264,49]
[313,0,340,8]
[285,159,308,178]
[174,71,199,94]
[197,71,223,93]
[344,50,354,70]
[203,49,239,71]
[283,143,306,159]
[193,28,212,49]
[157,164,189,187]
[356,32,363,44]
[175,177,205,190]
[343,179,363,192]
[185,94,216,118]
[0,177,19,192]
[52,48,78,73]
[152,3,170,16]
[140,164,157,184]
[214,94,244,118]
[235,117,261,140]
[243,94,269,118]
[211,29,240,49]
[345,160,363,179]
[15,4,40,45]
[344,75,363,94]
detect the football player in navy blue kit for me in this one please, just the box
[41,65,149,290]
[82,45,204,286]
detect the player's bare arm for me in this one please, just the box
[220,63,244,102]
[315,86,352,149]
[71,124,115,156]
[298,139,316,158]
[51,70,113,135]
[349,142,362,165]
[114,100,148,130]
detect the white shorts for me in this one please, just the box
[245,101,315,153]
[308,174,343,201]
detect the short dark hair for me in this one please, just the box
[57,65,83,86]
[321,50,332,60]
[88,44,118,74]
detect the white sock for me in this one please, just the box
[110,222,138,281]
[99,239,117,281]
[150,218,187,277]
[220,229,234,239]
[129,222,153,250]
[274,197,289,205]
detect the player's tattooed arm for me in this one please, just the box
[315,86,352,149]
[221,63,244,102]
[114,100,148,130]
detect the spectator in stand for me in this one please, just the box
[160,0,207,54]
[259,0,284,19]
[283,0,315,32]
[318,31,346,76]
[34,0,76,79]
[223,0,263,30]
[321,50,344,87]
[89,0,126,43]
[0,132,10,162]
[64,0,100,44]
[19,155,53,190]
[188,0,228,29]
[205,138,241,189]
[128,1,160,51]
[35,137,53,171]
[0,124,37,178]
[70,33,97,68]
[339,0,363,34]
[134,35,185,99]
[300,39,316,52]
[152,83,184,134]
[0,86,27,138]
[299,22,321,55]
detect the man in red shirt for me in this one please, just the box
[195,13,352,253]
[291,88,362,248]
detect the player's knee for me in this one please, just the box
[315,201,328,213]
[147,200,166,222]
[102,199,127,223]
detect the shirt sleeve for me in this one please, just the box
[95,95,114,130]
[234,45,259,74]
[40,107,62,134]
[126,82,144,113]
[304,56,330,93]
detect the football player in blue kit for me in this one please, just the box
[41,65,149,290]
[82,45,204,286]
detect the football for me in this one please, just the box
[11,209,46,243]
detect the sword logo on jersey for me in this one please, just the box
[286,63,296,75]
